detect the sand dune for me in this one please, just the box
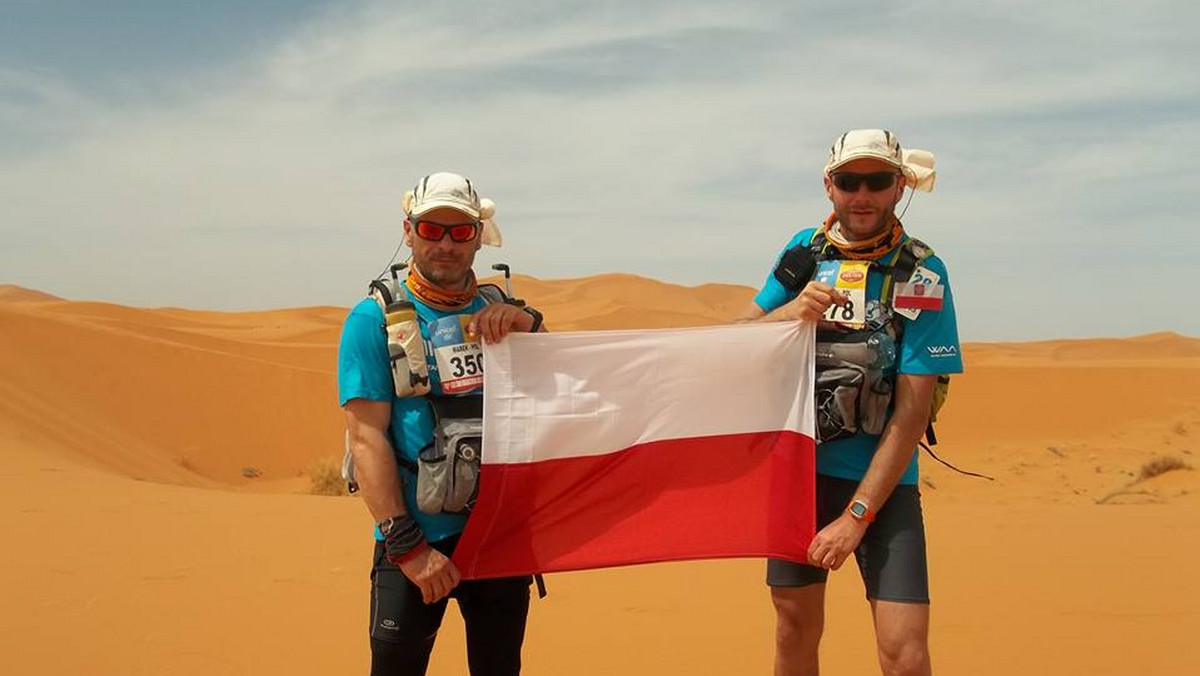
[0,284,63,303]
[491,273,757,330]
[3,280,1197,675]
[969,331,1200,365]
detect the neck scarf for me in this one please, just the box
[821,212,906,261]
[404,264,477,311]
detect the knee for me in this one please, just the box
[370,634,437,676]
[877,637,930,676]
[771,588,824,653]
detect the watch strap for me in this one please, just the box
[848,499,876,524]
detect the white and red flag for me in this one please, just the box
[893,281,945,311]
[451,321,817,579]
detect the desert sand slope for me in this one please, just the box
[0,284,63,303]
[2,282,1198,675]
[488,273,758,330]
[0,294,345,484]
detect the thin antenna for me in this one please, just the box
[377,239,410,280]
[896,186,917,221]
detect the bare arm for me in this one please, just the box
[852,373,937,509]
[343,397,460,603]
[733,281,846,324]
[343,398,406,521]
[807,373,937,570]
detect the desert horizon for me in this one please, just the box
[3,277,1197,675]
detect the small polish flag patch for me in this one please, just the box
[894,282,944,311]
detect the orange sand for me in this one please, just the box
[2,280,1197,675]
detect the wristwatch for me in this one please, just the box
[377,516,399,536]
[523,306,544,333]
[847,499,876,524]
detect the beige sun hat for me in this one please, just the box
[823,129,937,193]
[402,172,502,246]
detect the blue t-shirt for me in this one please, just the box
[337,288,490,543]
[754,227,964,485]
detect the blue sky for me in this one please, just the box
[2,0,1197,340]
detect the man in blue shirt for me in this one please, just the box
[736,130,962,676]
[339,172,544,676]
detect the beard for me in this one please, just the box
[833,205,893,242]
[415,253,473,290]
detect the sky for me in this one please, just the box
[2,0,1197,340]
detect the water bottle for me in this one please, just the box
[867,332,897,371]
[385,300,430,397]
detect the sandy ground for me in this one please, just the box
[2,279,1197,675]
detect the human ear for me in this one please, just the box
[894,175,908,204]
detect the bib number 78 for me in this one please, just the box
[823,297,856,322]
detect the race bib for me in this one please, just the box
[895,265,942,320]
[815,260,869,328]
[429,316,483,394]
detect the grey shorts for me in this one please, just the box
[767,474,930,604]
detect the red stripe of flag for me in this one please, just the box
[452,431,816,579]
[894,283,944,311]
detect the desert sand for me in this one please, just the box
[2,278,1197,675]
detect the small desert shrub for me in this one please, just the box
[308,456,350,496]
[1137,456,1192,482]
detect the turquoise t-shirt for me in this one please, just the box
[754,227,964,485]
[337,288,489,543]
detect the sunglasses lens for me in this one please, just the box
[415,221,446,240]
[833,174,863,192]
[449,224,478,242]
[865,173,897,191]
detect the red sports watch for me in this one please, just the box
[847,499,876,524]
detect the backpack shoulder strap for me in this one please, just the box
[894,237,934,281]
[368,277,405,311]
[772,230,827,293]
[879,237,936,313]
[476,283,511,305]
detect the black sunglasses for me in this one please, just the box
[831,172,900,192]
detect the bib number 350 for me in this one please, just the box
[435,341,484,394]
[449,352,483,378]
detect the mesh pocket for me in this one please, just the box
[859,369,893,435]
[416,443,450,515]
[815,366,864,443]
[441,420,482,515]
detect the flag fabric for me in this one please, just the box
[451,321,817,580]
[893,281,945,311]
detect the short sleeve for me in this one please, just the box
[337,299,393,405]
[753,228,818,313]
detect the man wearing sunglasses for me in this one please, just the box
[737,130,961,676]
[338,172,544,676]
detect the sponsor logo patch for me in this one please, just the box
[839,269,865,284]
[927,345,958,358]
